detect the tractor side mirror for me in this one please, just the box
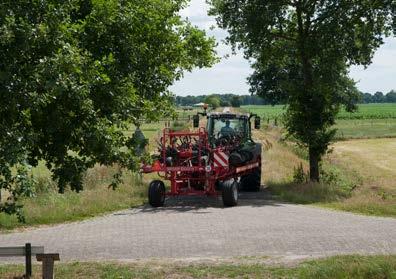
[193,115,199,128]
[254,117,261,129]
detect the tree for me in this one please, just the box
[373,91,385,103]
[205,95,221,109]
[0,0,216,219]
[230,96,241,107]
[386,90,396,103]
[362,93,373,104]
[209,0,393,181]
[220,99,231,107]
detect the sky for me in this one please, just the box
[170,0,396,96]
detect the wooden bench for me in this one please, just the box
[0,243,44,277]
[36,253,60,279]
[0,243,60,278]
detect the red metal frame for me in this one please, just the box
[141,127,261,197]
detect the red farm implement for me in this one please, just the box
[141,110,262,207]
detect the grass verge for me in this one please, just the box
[0,255,395,278]
[259,127,396,217]
[0,167,147,231]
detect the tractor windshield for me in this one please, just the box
[207,117,249,144]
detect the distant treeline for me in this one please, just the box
[361,90,396,103]
[175,94,266,106]
[175,90,396,106]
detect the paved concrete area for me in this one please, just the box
[0,192,395,262]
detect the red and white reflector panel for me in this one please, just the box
[213,151,229,168]
[236,162,259,173]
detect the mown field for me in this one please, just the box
[1,255,395,279]
[325,138,396,215]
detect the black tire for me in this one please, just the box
[240,167,261,192]
[148,180,166,207]
[222,180,239,207]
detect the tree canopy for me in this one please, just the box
[0,0,216,219]
[230,96,241,107]
[175,94,267,106]
[204,95,221,109]
[209,0,394,181]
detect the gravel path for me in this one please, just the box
[1,192,395,262]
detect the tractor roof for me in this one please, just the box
[207,112,250,119]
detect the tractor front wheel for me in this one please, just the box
[148,180,166,207]
[222,180,239,207]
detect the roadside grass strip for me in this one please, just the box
[0,255,395,279]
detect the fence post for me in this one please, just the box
[25,243,32,278]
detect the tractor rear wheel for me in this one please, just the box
[148,180,166,207]
[222,180,238,207]
[240,167,261,192]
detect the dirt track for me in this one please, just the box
[1,192,395,262]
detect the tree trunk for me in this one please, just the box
[297,6,319,182]
[309,147,320,182]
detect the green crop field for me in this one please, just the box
[243,103,396,139]
[242,103,396,120]
[337,103,396,119]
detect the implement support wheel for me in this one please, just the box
[148,180,165,207]
[222,179,239,207]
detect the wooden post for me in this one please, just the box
[36,254,60,279]
[25,243,32,278]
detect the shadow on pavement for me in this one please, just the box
[113,187,283,216]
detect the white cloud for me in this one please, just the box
[172,0,396,96]
[172,0,251,96]
[350,37,396,93]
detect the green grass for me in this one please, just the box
[1,255,395,278]
[268,164,356,204]
[242,104,286,120]
[322,199,396,217]
[335,119,396,139]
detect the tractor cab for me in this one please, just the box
[193,112,261,147]
[207,113,251,146]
